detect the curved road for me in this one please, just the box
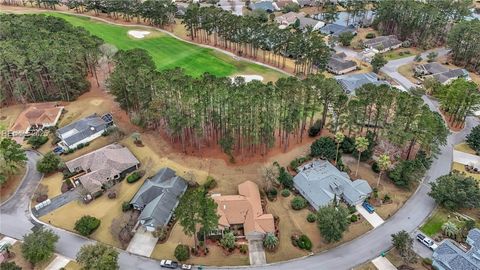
[1,53,478,269]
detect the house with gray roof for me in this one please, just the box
[293,160,372,210]
[414,62,471,85]
[327,52,357,75]
[297,17,325,31]
[433,228,480,270]
[362,35,402,53]
[56,113,113,150]
[66,143,139,198]
[335,72,390,95]
[320,23,357,37]
[130,168,188,231]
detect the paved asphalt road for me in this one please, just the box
[0,50,478,269]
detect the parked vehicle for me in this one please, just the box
[181,264,193,270]
[362,201,375,214]
[53,146,64,155]
[160,260,179,269]
[416,233,438,250]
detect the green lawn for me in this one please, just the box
[46,13,285,80]
[384,50,414,61]
[420,208,449,236]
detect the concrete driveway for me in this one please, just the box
[33,190,80,218]
[356,204,385,228]
[126,227,158,257]
[246,232,267,266]
[371,256,397,270]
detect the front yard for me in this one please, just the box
[343,155,415,220]
[38,135,210,248]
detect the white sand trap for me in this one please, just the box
[128,30,151,39]
[231,75,264,83]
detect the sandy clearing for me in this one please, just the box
[231,74,264,83]
[128,30,151,39]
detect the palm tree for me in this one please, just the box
[334,131,345,165]
[442,221,458,238]
[263,232,279,251]
[376,154,391,188]
[354,136,369,177]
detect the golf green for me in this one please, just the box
[47,13,284,80]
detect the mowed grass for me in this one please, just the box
[45,13,285,80]
[420,208,449,236]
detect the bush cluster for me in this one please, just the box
[291,196,307,210]
[174,244,190,261]
[74,215,101,236]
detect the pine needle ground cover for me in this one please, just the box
[47,13,285,80]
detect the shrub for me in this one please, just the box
[74,215,101,236]
[308,120,322,137]
[281,189,291,197]
[203,176,217,190]
[263,232,279,251]
[414,54,423,62]
[0,262,21,270]
[290,156,308,170]
[297,235,312,251]
[371,162,380,173]
[383,194,391,203]
[310,137,336,160]
[277,167,293,189]
[466,125,480,154]
[365,32,376,39]
[402,40,411,48]
[121,201,132,212]
[220,232,236,250]
[348,205,357,214]
[126,171,142,183]
[174,244,190,261]
[338,31,355,46]
[422,258,432,266]
[291,196,307,210]
[340,136,355,154]
[306,213,316,223]
[350,215,358,222]
[76,143,85,149]
[37,152,62,174]
[239,244,248,254]
[267,188,278,201]
[27,135,48,149]
[152,226,167,241]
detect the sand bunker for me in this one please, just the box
[230,75,264,83]
[128,30,151,39]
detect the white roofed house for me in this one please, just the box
[56,113,114,150]
[293,160,372,210]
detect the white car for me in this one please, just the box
[181,264,193,270]
[417,233,438,250]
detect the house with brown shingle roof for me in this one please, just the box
[9,102,63,137]
[212,181,275,237]
[66,143,140,199]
